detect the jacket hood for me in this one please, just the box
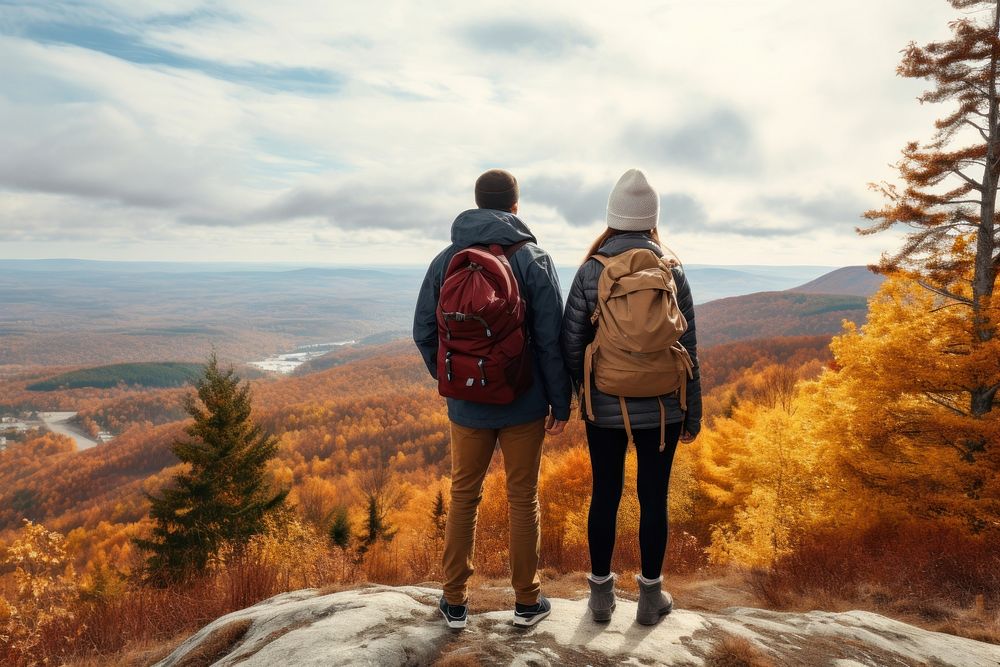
[450,208,537,248]
[597,232,663,257]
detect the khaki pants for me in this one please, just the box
[442,418,545,606]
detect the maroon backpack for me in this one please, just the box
[436,242,533,404]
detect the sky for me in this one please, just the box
[0,0,964,267]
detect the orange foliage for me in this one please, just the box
[699,335,832,391]
[0,335,833,582]
[2,313,994,666]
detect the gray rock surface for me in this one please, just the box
[154,585,1000,666]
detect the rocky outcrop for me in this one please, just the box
[154,585,1000,667]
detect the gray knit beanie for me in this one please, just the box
[606,168,658,231]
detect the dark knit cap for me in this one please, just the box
[474,169,519,211]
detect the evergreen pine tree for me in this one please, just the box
[133,354,288,585]
[357,454,398,554]
[328,505,351,549]
[360,495,396,552]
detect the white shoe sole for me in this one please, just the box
[512,608,551,627]
[440,608,467,629]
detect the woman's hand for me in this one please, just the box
[679,431,697,444]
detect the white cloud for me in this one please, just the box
[0,0,962,266]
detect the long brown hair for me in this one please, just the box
[582,227,679,265]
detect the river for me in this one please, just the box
[249,340,356,374]
[38,411,99,451]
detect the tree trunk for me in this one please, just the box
[969,2,1000,417]
[971,387,997,416]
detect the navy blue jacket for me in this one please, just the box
[413,209,572,428]
[561,232,702,436]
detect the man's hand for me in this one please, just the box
[679,431,697,444]
[545,414,567,436]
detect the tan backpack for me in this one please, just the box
[583,248,694,449]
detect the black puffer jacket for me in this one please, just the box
[561,232,702,436]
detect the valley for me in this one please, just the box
[0,262,882,447]
[0,259,853,369]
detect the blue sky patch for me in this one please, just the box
[11,20,344,94]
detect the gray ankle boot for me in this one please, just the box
[587,574,616,622]
[635,575,673,625]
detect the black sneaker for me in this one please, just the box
[513,594,551,628]
[439,595,468,629]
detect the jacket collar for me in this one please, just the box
[450,208,537,248]
[597,232,663,257]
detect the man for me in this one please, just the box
[413,169,572,629]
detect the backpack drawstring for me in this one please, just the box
[657,396,666,451]
[583,343,597,420]
[619,396,634,446]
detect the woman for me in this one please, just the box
[561,168,702,625]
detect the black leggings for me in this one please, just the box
[586,421,681,580]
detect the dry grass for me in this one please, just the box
[754,522,1000,608]
[21,559,303,667]
[746,577,1000,646]
[173,618,252,667]
[668,569,758,612]
[932,618,1000,645]
[704,634,775,667]
[433,649,485,666]
[315,580,362,596]
[745,521,1000,645]
[63,633,189,667]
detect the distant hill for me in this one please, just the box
[699,335,833,391]
[696,292,868,348]
[557,264,834,304]
[0,259,843,366]
[0,261,426,366]
[789,266,885,297]
[27,362,204,391]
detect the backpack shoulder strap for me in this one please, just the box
[502,240,531,258]
[591,253,611,266]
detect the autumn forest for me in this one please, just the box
[2,2,1000,666]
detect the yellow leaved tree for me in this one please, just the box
[814,276,1000,530]
[853,0,1000,531]
[0,520,82,664]
[689,363,836,567]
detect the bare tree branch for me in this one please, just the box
[917,279,975,305]
[963,118,989,139]
[923,391,968,416]
[930,301,972,312]
[951,168,985,190]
